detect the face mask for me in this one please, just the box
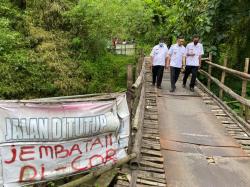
[159,43,164,47]
[194,41,198,45]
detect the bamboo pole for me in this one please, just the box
[132,84,145,132]
[132,59,145,89]
[207,53,212,90]
[219,56,228,99]
[204,60,250,80]
[59,153,136,187]
[199,69,250,108]
[241,58,250,120]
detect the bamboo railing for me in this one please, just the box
[199,53,250,121]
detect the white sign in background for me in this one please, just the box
[0,94,130,187]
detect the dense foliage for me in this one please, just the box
[0,0,249,100]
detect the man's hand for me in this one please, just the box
[181,65,185,73]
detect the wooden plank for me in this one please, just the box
[144,114,158,120]
[242,146,250,150]
[143,124,159,129]
[141,141,160,148]
[140,160,164,169]
[137,170,166,179]
[204,100,214,104]
[234,136,250,140]
[142,139,161,146]
[142,143,161,151]
[211,109,224,112]
[215,113,228,116]
[236,140,250,145]
[142,134,160,140]
[221,121,235,124]
[136,184,157,187]
[144,111,158,115]
[136,178,166,186]
[141,148,162,156]
[143,119,158,123]
[227,128,244,132]
[139,166,165,173]
[141,155,164,163]
[143,128,159,134]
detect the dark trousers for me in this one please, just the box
[183,66,199,88]
[170,67,181,89]
[152,65,164,86]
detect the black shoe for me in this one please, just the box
[190,87,194,92]
[182,84,186,88]
[169,88,175,92]
[157,86,162,89]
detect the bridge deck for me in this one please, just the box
[115,57,250,187]
[158,72,250,187]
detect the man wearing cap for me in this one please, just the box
[150,38,168,89]
[167,36,186,92]
[183,35,204,92]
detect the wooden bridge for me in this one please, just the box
[115,54,250,187]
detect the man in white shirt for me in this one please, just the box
[150,38,168,89]
[183,35,204,92]
[167,36,186,92]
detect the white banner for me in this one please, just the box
[0,94,130,186]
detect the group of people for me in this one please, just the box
[150,35,204,92]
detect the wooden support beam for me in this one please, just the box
[59,153,136,187]
[241,58,250,120]
[207,53,212,90]
[94,168,118,187]
[219,56,228,99]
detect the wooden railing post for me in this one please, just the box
[135,50,143,78]
[241,58,250,120]
[127,64,133,89]
[219,56,228,99]
[127,64,133,112]
[207,53,212,89]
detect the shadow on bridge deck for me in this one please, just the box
[158,71,250,187]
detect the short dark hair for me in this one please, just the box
[177,35,184,40]
[193,34,200,39]
[159,36,165,42]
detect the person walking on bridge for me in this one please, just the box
[183,35,204,92]
[167,36,186,92]
[150,37,168,89]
